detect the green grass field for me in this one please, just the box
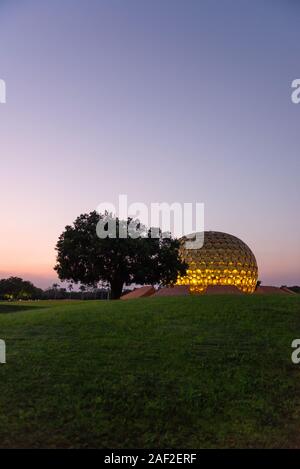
[0,295,300,448]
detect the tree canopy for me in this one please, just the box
[0,277,43,300]
[54,211,187,299]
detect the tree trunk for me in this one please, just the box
[110,279,124,300]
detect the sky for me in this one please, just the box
[0,0,299,288]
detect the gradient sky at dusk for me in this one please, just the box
[0,0,299,287]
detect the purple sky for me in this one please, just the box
[0,0,299,288]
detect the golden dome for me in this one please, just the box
[176,231,258,294]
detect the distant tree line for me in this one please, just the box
[2,276,299,301]
[0,277,43,300]
[45,283,110,300]
[0,277,110,301]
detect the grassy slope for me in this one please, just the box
[0,295,300,448]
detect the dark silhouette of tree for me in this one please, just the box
[54,211,187,299]
[79,284,86,300]
[0,277,43,300]
[67,282,73,299]
[52,283,60,299]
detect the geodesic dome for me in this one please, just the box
[176,231,258,294]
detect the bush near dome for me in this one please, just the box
[176,231,258,294]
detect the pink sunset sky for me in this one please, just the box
[0,0,299,288]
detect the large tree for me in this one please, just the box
[54,211,187,299]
